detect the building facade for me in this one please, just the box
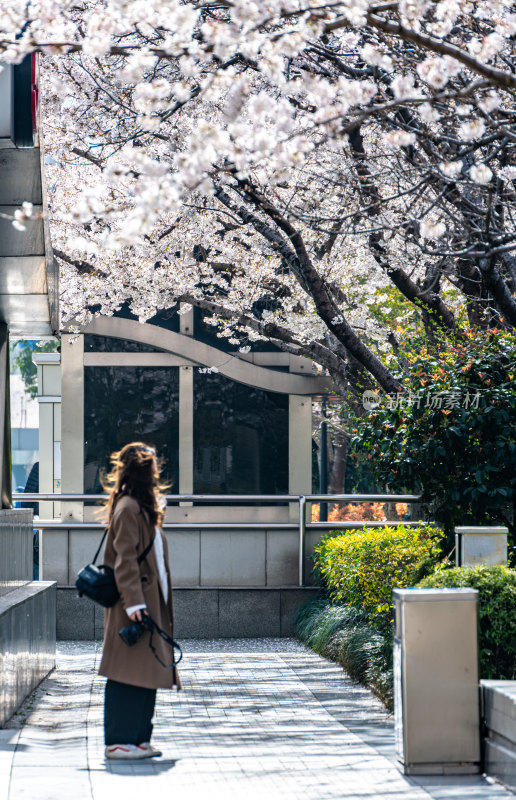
[0,53,56,723]
[36,309,330,635]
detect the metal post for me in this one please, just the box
[455,531,462,567]
[0,324,11,508]
[298,495,306,587]
[319,397,328,522]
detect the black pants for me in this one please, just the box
[104,679,157,746]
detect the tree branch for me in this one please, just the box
[325,11,516,91]
[71,147,104,167]
[220,181,402,393]
[53,248,107,276]
[347,126,460,333]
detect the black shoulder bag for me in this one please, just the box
[76,529,156,608]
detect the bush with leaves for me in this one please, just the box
[352,332,516,546]
[314,524,444,616]
[418,566,516,680]
[11,340,59,398]
[300,524,443,708]
[295,596,394,709]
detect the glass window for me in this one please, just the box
[84,367,179,493]
[193,371,288,494]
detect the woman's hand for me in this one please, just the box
[129,608,147,623]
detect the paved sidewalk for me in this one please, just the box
[0,640,514,800]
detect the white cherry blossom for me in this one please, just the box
[420,220,447,240]
[469,164,493,185]
[440,160,463,177]
[0,0,514,394]
[459,119,486,140]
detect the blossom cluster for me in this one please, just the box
[0,1,514,393]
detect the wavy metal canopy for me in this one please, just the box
[83,315,333,396]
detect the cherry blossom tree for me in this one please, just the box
[1,1,516,399]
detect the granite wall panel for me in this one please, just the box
[0,581,56,726]
[57,586,319,640]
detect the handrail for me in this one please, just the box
[14,492,424,587]
[33,521,421,529]
[14,492,422,502]
[307,494,422,502]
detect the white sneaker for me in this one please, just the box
[105,744,151,760]
[138,742,163,758]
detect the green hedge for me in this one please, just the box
[295,596,394,709]
[302,529,516,706]
[296,525,444,708]
[314,524,444,616]
[418,566,516,679]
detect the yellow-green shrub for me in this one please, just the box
[314,524,444,616]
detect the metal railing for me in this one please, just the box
[13,492,424,586]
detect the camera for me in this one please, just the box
[119,613,153,647]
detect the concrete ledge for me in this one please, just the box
[485,738,516,789]
[481,680,516,789]
[483,681,516,728]
[57,586,319,639]
[0,581,56,725]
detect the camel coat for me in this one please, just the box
[98,495,181,690]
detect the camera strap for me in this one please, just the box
[92,528,156,566]
[146,617,183,686]
[92,528,109,565]
[138,533,156,565]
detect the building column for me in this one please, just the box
[60,334,83,522]
[288,395,312,521]
[34,352,61,521]
[179,366,194,497]
[178,304,194,499]
[0,324,11,508]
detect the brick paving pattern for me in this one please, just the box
[0,640,513,800]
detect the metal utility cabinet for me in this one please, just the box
[393,588,481,775]
[455,526,508,567]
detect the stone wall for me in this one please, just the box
[57,586,319,640]
[0,581,56,725]
[41,526,312,588]
[43,523,322,640]
[0,508,56,725]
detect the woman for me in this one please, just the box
[98,442,181,760]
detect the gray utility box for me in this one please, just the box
[393,588,481,775]
[455,526,508,567]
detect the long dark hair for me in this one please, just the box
[102,442,168,527]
